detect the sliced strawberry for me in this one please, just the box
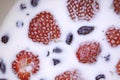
[116,60,120,75]
[106,27,120,47]
[76,41,101,64]
[55,69,82,80]
[12,50,40,80]
[28,11,61,45]
[113,0,120,15]
[67,0,99,21]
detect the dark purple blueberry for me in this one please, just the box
[77,26,94,35]
[16,21,24,28]
[52,59,60,66]
[53,47,62,53]
[0,59,6,74]
[46,51,50,57]
[40,79,45,80]
[31,0,39,7]
[1,35,9,44]
[66,33,73,45]
[0,79,7,80]
[96,74,105,80]
[20,3,26,10]
[26,13,29,16]
[104,54,110,61]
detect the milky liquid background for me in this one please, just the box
[0,0,120,80]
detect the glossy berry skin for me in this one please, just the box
[113,0,120,15]
[28,11,61,45]
[12,50,40,80]
[67,0,99,21]
[106,27,120,47]
[55,70,81,80]
[76,41,101,64]
[116,60,120,75]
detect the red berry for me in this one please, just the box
[12,50,40,80]
[67,0,99,21]
[113,0,120,15]
[106,27,120,47]
[76,41,101,64]
[28,11,61,45]
[116,60,120,75]
[55,69,82,80]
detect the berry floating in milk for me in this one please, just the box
[0,0,120,80]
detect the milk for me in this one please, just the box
[0,0,120,80]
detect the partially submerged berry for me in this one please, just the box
[1,35,9,44]
[104,54,110,61]
[113,0,120,15]
[76,41,101,64]
[16,21,24,28]
[20,3,27,10]
[55,69,82,80]
[77,26,94,35]
[67,0,99,21]
[52,59,60,66]
[28,11,61,45]
[31,0,39,7]
[116,60,120,75]
[66,33,73,45]
[12,50,40,80]
[53,47,62,53]
[0,79,7,80]
[95,74,105,80]
[0,59,6,74]
[106,27,120,47]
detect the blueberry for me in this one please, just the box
[77,26,94,35]
[0,59,6,74]
[104,54,110,61]
[20,3,26,10]
[96,74,105,80]
[31,0,39,7]
[1,35,9,44]
[46,51,50,57]
[66,33,73,45]
[53,47,62,53]
[52,59,60,66]
[16,21,24,28]
[0,79,7,80]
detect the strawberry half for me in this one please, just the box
[116,60,120,75]
[113,0,120,15]
[12,50,40,80]
[55,69,82,80]
[67,0,99,21]
[76,41,101,64]
[28,11,61,45]
[106,27,120,47]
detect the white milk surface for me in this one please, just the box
[0,0,120,80]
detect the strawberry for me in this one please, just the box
[76,41,101,64]
[28,11,61,45]
[106,27,120,47]
[55,69,81,80]
[116,60,120,75]
[113,0,120,15]
[67,0,99,21]
[12,50,40,80]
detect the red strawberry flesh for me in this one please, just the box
[76,41,101,64]
[67,0,99,21]
[55,70,81,80]
[28,11,61,45]
[106,27,120,47]
[12,50,40,80]
[116,60,120,75]
[113,0,120,15]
